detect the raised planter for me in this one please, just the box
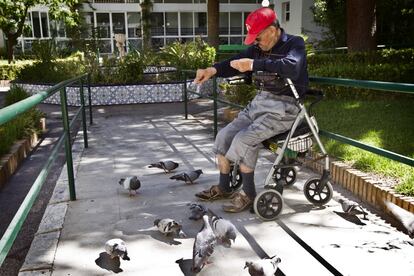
[306,152,414,215]
[0,118,46,189]
[14,81,208,106]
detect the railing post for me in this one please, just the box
[80,78,88,148]
[87,73,93,125]
[60,87,76,201]
[183,71,188,119]
[213,77,218,138]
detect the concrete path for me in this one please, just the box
[24,106,414,276]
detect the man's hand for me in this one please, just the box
[230,58,254,73]
[194,67,217,84]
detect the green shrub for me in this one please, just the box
[308,48,414,83]
[0,87,44,158]
[32,39,57,64]
[220,83,256,106]
[161,38,216,74]
[16,59,86,83]
[117,50,145,83]
[5,86,29,106]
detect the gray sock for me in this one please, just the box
[219,173,232,193]
[241,172,256,199]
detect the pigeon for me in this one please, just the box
[170,169,203,184]
[192,215,217,273]
[104,238,130,261]
[338,198,368,219]
[384,200,414,239]
[154,218,187,238]
[119,176,141,196]
[211,214,237,248]
[244,255,281,276]
[148,161,179,173]
[188,203,208,221]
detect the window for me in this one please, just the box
[82,12,95,38]
[219,13,229,35]
[230,12,242,34]
[127,12,141,38]
[96,13,110,38]
[165,12,178,35]
[194,12,206,35]
[23,13,33,37]
[151,13,164,36]
[32,12,41,38]
[181,12,193,36]
[41,12,49,37]
[50,19,65,38]
[112,13,126,35]
[282,2,290,22]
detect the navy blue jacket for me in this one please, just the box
[213,29,309,98]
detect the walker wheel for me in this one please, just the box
[273,167,297,186]
[303,178,333,206]
[254,190,284,221]
[229,165,242,192]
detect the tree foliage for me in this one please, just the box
[312,0,414,49]
[0,0,82,63]
[312,0,346,48]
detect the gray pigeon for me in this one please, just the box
[192,215,217,273]
[170,169,203,184]
[211,214,237,248]
[244,255,281,276]
[338,198,368,219]
[384,200,414,239]
[104,238,130,261]
[154,218,187,238]
[148,161,179,173]
[119,176,141,196]
[188,203,208,221]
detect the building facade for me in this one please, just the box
[3,0,322,54]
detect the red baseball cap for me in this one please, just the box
[244,7,277,45]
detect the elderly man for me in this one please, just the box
[194,7,309,212]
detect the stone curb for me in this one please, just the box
[0,133,40,190]
[307,152,414,214]
[18,132,85,275]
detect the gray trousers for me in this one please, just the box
[213,91,299,170]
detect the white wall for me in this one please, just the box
[301,0,324,42]
[274,0,303,36]
[273,0,324,42]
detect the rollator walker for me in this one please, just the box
[226,72,333,221]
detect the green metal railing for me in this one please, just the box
[0,73,93,266]
[182,70,414,167]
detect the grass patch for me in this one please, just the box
[313,96,414,196]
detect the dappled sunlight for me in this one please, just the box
[343,102,362,110]
[359,129,384,148]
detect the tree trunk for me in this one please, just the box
[6,35,17,64]
[346,0,377,52]
[207,0,220,49]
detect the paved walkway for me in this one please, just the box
[19,103,414,276]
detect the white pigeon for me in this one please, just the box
[188,203,208,221]
[192,215,217,273]
[211,214,237,248]
[119,176,141,196]
[104,238,130,260]
[384,200,414,239]
[338,198,368,219]
[244,255,281,276]
[148,160,179,173]
[154,218,187,238]
[170,169,203,184]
